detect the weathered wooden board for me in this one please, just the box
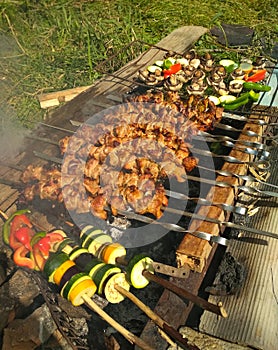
[176,113,266,272]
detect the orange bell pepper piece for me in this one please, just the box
[13,245,35,269]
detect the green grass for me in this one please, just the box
[0,0,277,124]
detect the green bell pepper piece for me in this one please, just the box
[2,209,31,245]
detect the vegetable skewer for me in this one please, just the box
[59,236,198,348]
[0,210,155,350]
[1,210,198,348]
[77,225,227,317]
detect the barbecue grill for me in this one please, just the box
[0,27,277,350]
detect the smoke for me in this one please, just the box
[0,33,31,162]
[0,104,30,162]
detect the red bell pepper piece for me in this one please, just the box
[9,214,34,250]
[13,245,35,269]
[32,231,64,263]
[246,69,267,82]
[14,227,34,250]
[2,209,31,245]
[47,231,65,243]
[163,63,182,78]
[36,236,51,257]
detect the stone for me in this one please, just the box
[2,303,56,350]
[167,327,248,350]
[0,269,40,333]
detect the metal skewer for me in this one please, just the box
[26,127,272,173]
[197,165,278,189]
[192,148,270,166]
[115,257,227,318]
[31,151,250,214]
[180,173,278,198]
[215,122,278,140]
[31,150,277,198]
[27,131,269,161]
[222,112,278,127]
[30,149,277,198]
[165,190,247,215]
[115,207,278,241]
[198,132,268,151]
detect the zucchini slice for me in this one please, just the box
[208,95,220,106]
[103,272,130,304]
[80,230,105,248]
[52,238,75,252]
[61,272,92,299]
[69,247,88,261]
[219,95,237,104]
[101,243,126,264]
[69,278,96,306]
[154,60,164,67]
[43,252,69,283]
[219,59,236,67]
[84,258,106,279]
[147,65,162,73]
[85,234,113,255]
[93,264,121,295]
[126,253,154,289]
[239,62,253,74]
[80,225,104,240]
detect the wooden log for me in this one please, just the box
[176,115,266,272]
[37,86,91,109]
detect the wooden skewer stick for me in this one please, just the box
[116,257,227,318]
[0,210,8,221]
[115,284,200,350]
[82,294,155,350]
[143,270,227,318]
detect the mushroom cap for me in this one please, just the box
[190,58,201,69]
[229,79,244,93]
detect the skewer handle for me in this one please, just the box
[82,294,155,350]
[143,270,227,318]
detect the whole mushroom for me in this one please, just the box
[186,79,207,95]
[229,80,245,94]
[164,74,184,91]
[231,68,245,80]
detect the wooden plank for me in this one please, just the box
[176,116,265,272]
[37,86,92,109]
[47,26,208,126]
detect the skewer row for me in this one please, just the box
[1,209,226,349]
